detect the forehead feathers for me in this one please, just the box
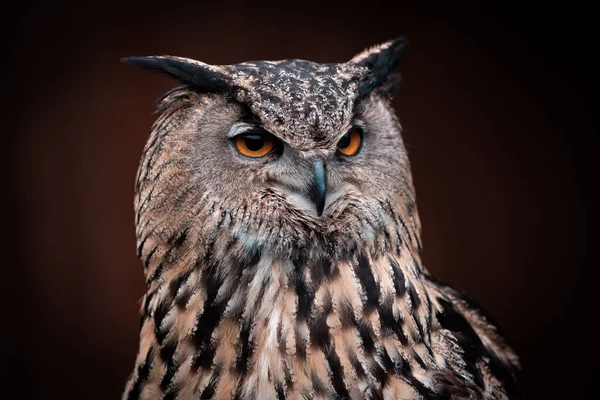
[229,60,364,149]
[123,38,407,149]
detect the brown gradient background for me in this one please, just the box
[5,0,596,399]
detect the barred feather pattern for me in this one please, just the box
[123,52,520,399]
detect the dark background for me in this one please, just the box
[5,0,596,398]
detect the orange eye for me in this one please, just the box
[336,128,362,156]
[234,133,275,157]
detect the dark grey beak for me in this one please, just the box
[311,160,327,217]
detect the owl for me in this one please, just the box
[121,38,520,400]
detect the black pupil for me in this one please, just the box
[338,132,351,149]
[244,134,265,151]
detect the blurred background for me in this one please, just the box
[5,0,596,398]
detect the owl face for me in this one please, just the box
[128,38,418,260]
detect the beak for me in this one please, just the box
[311,160,327,217]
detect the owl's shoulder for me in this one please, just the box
[424,275,521,399]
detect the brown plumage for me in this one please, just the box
[121,38,520,399]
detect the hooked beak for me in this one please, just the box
[311,160,327,217]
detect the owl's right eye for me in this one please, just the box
[233,132,279,158]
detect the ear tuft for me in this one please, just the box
[122,56,233,93]
[351,37,408,70]
[350,37,409,99]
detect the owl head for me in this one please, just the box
[125,38,422,274]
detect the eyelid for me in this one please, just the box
[227,122,256,138]
[337,120,367,141]
[352,119,367,132]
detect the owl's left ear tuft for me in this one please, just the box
[349,37,408,100]
[122,56,234,94]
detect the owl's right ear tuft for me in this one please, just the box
[122,56,234,93]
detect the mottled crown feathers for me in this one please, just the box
[122,37,408,100]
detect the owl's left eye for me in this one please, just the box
[336,128,363,156]
[233,132,279,158]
